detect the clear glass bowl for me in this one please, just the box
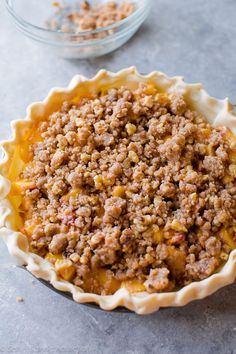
[5,0,151,59]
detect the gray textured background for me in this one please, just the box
[1,0,236,353]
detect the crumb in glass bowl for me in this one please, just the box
[5,0,150,58]
[46,0,135,40]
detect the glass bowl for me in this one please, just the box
[5,0,151,59]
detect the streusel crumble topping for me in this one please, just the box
[16,84,236,294]
[47,1,134,40]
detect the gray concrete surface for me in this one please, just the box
[0,0,236,353]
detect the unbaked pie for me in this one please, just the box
[1,68,236,314]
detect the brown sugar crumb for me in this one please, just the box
[144,268,170,293]
[47,1,135,41]
[52,1,60,7]
[18,84,236,295]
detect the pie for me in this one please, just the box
[1,68,236,314]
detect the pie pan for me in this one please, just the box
[19,265,129,313]
[0,67,236,315]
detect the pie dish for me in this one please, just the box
[0,67,236,314]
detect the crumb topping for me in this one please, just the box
[16,84,236,295]
[47,1,135,40]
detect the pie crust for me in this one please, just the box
[0,67,236,314]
